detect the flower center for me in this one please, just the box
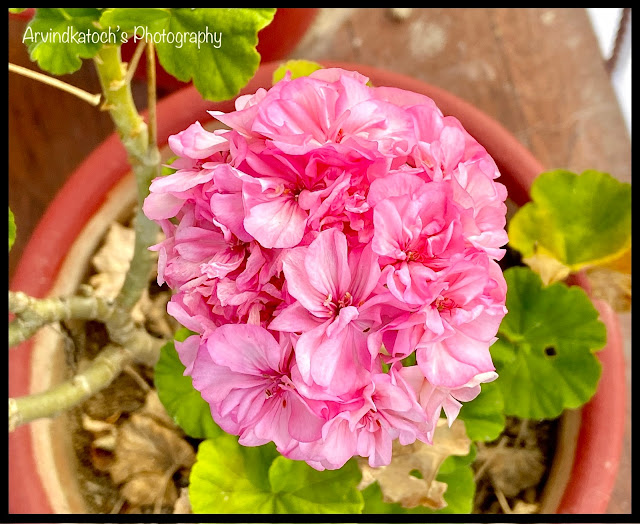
[323,291,353,315]
[263,373,294,400]
[435,295,456,312]
[406,250,424,262]
[282,187,301,201]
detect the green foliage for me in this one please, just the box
[268,456,365,513]
[154,327,221,439]
[272,59,324,84]
[23,8,105,75]
[361,445,477,514]
[189,435,278,513]
[458,381,505,442]
[188,432,364,514]
[100,8,276,101]
[161,155,179,176]
[508,169,631,275]
[491,267,606,419]
[9,208,16,251]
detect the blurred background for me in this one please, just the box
[586,8,631,134]
[8,8,631,513]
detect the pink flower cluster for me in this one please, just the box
[143,68,508,470]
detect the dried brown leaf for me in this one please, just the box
[173,487,192,514]
[135,290,178,338]
[108,412,196,507]
[358,418,471,510]
[82,412,116,434]
[89,446,115,472]
[119,471,178,507]
[586,266,631,312]
[512,500,539,514]
[139,390,179,430]
[90,222,135,298]
[522,252,571,286]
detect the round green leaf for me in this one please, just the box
[189,433,363,514]
[458,380,505,442]
[189,434,279,513]
[493,267,606,419]
[9,208,16,251]
[269,456,364,514]
[23,8,105,75]
[154,329,221,439]
[101,8,276,101]
[508,169,631,272]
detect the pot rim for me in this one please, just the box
[9,60,626,515]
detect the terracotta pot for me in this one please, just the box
[8,61,626,514]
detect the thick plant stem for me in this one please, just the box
[9,291,115,346]
[9,344,130,431]
[9,291,163,367]
[93,44,161,311]
[7,46,166,430]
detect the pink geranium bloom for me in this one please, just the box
[142,66,509,467]
[167,120,230,160]
[190,324,325,449]
[398,365,498,442]
[214,68,415,158]
[388,251,507,388]
[289,369,431,470]
[270,228,384,397]
[368,172,466,306]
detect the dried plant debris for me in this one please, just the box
[75,385,197,513]
[107,401,196,510]
[90,222,136,298]
[476,439,545,497]
[173,487,193,514]
[134,287,178,339]
[88,221,175,335]
[359,418,471,510]
[472,416,558,514]
[586,265,631,312]
[80,363,150,421]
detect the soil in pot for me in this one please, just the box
[61,214,563,515]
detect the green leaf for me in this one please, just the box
[361,482,410,514]
[493,266,606,419]
[153,327,221,439]
[362,446,477,514]
[189,434,279,513]
[9,208,16,251]
[161,155,179,176]
[101,8,276,101]
[272,59,324,84]
[269,456,364,513]
[508,170,631,276]
[99,7,171,32]
[23,8,105,75]
[189,433,363,514]
[458,380,505,442]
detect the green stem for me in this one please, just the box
[9,344,130,430]
[93,45,161,311]
[8,291,163,367]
